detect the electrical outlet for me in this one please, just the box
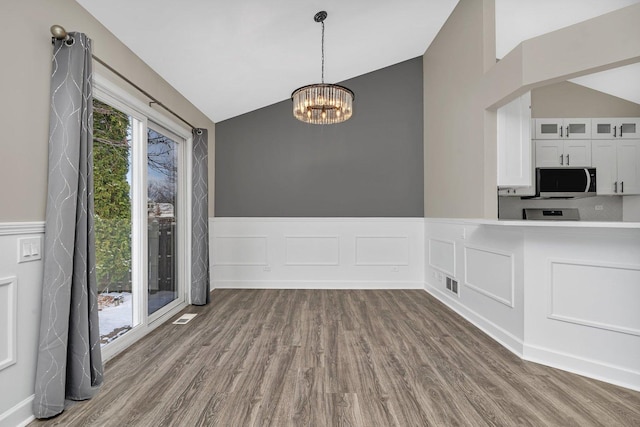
[438,272,443,282]
[18,237,42,263]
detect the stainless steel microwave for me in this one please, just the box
[536,168,596,198]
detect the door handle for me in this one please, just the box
[566,154,570,166]
[560,154,563,165]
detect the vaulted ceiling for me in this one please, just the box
[76,0,640,123]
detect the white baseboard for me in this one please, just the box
[0,395,34,427]
[524,343,640,392]
[214,280,424,289]
[424,282,524,357]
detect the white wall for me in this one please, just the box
[211,218,424,289]
[425,219,640,391]
[0,224,44,427]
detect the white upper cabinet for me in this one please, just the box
[497,92,533,189]
[592,118,640,139]
[592,139,640,195]
[535,140,591,168]
[535,118,591,140]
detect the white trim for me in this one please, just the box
[424,282,524,356]
[94,74,191,140]
[284,236,341,266]
[524,343,640,392]
[0,222,45,236]
[463,244,515,308]
[0,394,35,427]
[428,238,456,277]
[214,280,424,289]
[0,277,17,371]
[547,258,640,337]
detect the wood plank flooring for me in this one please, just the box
[31,289,640,426]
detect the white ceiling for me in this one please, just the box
[76,0,640,123]
[569,63,640,106]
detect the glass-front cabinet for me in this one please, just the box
[534,118,591,140]
[591,118,640,139]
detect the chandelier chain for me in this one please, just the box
[321,21,325,83]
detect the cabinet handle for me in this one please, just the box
[621,182,624,193]
[560,154,564,165]
[566,154,570,166]
[614,181,618,193]
[614,126,617,137]
[620,127,623,138]
[560,126,563,137]
[566,126,570,138]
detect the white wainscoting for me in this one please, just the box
[0,222,44,427]
[0,277,17,371]
[425,219,640,392]
[464,244,515,308]
[548,259,640,337]
[211,218,424,289]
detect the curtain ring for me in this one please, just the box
[65,37,75,46]
[196,129,203,135]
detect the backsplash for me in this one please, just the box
[498,195,622,221]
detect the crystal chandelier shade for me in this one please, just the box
[291,11,354,125]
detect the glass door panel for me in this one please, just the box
[93,99,135,346]
[147,126,179,315]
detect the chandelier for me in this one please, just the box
[291,11,354,125]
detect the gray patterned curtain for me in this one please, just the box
[191,129,211,305]
[33,32,103,419]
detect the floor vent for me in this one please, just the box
[446,277,459,295]
[172,313,197,325]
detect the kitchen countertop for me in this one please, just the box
[426,218,640,229]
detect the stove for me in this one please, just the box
[523,208,580,221]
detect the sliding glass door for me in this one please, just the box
[93,91,189,354]
[147,125,182,316]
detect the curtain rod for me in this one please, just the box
[50,25,199,132]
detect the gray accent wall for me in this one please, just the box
[215,57,424,217]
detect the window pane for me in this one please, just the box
[147,127,179,315]
[93,99,134,346]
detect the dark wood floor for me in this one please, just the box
[32,289,640,426]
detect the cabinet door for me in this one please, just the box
[564,118,591,139]
[592,119,616,139]
[618,118,640,139]
[534,119,563,139]
[535,140,563,167]
[497,92,531,187]
[591,140,617,195]
[592,118,640,139]
[617,140,640,195]
[563,140,591,167]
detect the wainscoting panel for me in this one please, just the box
[211,218,424,289]
[212,236,268,266]
[464,245,515,307]
[0,222,44,426]
[0,277,16,371]
[549,259,640,336]
[355,236,409,266]
[428,238,455,276]
[285,236,340,266]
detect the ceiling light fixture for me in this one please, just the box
[291,11,354,125]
